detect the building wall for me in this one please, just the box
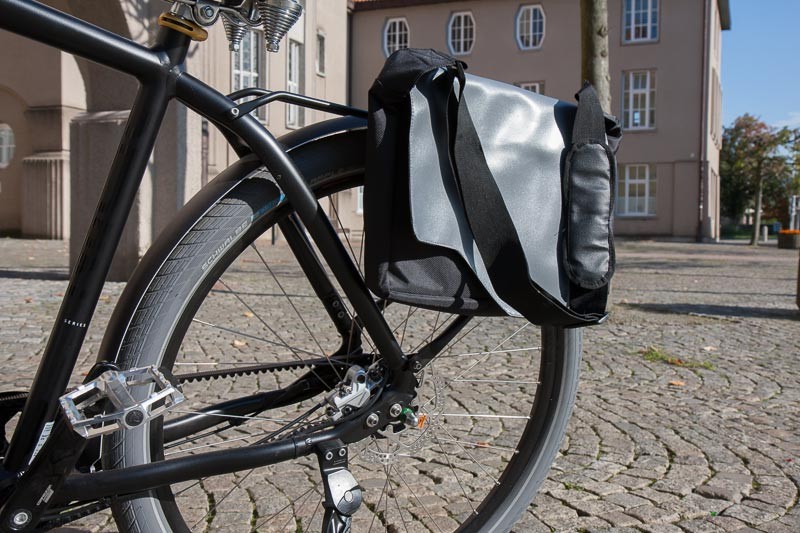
[0,0,86,237]
[0,0,354,248]
[350,0,726,239]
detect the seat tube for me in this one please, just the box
[4,79,174,472]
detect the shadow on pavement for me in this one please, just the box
[623,302,799,321]
[0,269,69,281]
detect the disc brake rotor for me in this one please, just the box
[359,372,445,466]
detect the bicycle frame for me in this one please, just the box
[0,0,408,510]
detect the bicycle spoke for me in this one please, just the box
[277,482,317,531]
[165,432,262,457]
[250,242,343,382]
[433,433,476,515]
[368,465,391,533]
[190,468,257,530]
[191,318,320,358]
[391,475,412,533]
[307,494,323,532]
[215,278,337,389]
[439,424,501,486]
[441,413,530,419]
[170,410,293,424]
[438,346,540,359]
[433,437,519,453]
[452,378,540,384]
[252,483,319,531]
[398,306,413,350]
[449,322,531,383]
[392,465,444,533]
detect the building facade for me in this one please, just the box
[0,0,730,279]
[349,0,731,240]
[0,0,352,278]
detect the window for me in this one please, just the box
[316,31,326,75]
[232,30,266,120]
[287,39,304,128]
[622,70,656,129]
[0,124,14,169]
[448,12,475,56]
[356,186,364,215]
[517,81,544,94]
[516,5,545,50]
[617,164,657,216]
[383,18,409,57]
[623,0,659,43]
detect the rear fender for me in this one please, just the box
[96,116,366,362]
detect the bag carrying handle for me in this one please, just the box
[449,70,608,326]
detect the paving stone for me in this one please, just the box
[625,504,681,524]
[722,501,784,526]
[0,238,797,532]
[600,510,644,528]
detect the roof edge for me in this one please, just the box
[718,0,731,30]
[353,0,731,30]
[352,0,466,11]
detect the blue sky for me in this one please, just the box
[722,0,800,129]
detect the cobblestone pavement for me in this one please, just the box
[0,238,797,532]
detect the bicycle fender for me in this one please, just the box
[96,116,367,364]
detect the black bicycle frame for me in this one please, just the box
[0,0,406,493]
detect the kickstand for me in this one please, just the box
[316,440,362,533]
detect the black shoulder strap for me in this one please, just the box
[450,81,606,326]
[369,49,464,106]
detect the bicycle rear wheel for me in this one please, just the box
[102,134,582,532]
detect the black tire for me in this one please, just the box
[102,133,582,533]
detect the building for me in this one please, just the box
[349,0,731,240]
[0,0,730,279]
[0,0,350,279]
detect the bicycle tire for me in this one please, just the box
[101,130,582,533]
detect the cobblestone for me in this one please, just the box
[0,238,798,532]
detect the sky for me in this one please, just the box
[722,0,800,129]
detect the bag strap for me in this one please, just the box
[450,75,606,325]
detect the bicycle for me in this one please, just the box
[0,1,583,531]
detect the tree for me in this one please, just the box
[580,0,611,111]
[719,115,798,245]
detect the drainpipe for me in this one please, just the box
[697,0,711,242]
[346,0,354,106]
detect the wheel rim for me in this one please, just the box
[108,172,578,532]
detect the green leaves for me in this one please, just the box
[720,114,799,224]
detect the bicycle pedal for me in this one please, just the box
[59,366,185,438]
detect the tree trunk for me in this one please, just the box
[580,0,612,111]
[750,175,764,246]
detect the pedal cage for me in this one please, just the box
[59,366,184,438]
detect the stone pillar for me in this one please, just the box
[21,151,70,239]
[19,105,83,239]
[68,102,203,281]
[70,110,152,281]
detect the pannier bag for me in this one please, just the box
[364,49,622,327]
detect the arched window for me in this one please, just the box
[448,12,475,56]
[0,124,15,169]
[384,18,409,57]
[516,5,545,50]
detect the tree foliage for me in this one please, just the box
[720,115,799,238]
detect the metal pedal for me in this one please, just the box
[59,367,184,438]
